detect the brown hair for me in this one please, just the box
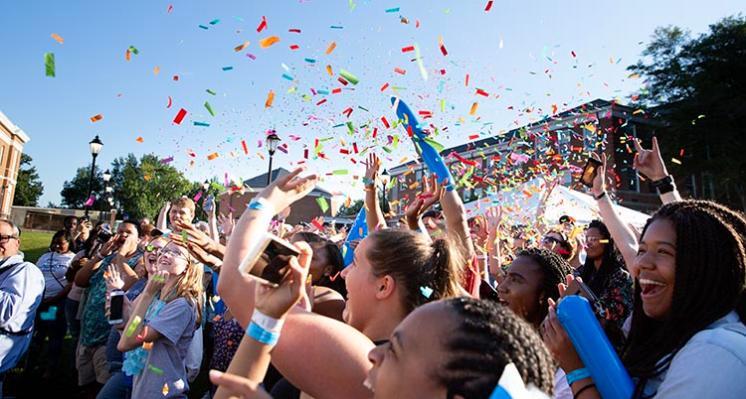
[366,229,463,314]
[172,196,196,214]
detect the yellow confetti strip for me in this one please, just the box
[469,102,479,116]
[326,65,333,76]
[162,382,169,396]
[671,158,682,165]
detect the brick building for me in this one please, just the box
[0,111,30,218]
[387,99,664,216]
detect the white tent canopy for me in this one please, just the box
[463,178,652,229]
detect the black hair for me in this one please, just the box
[578,220,625,295]
[516,247,573,312]
[292,231,346,297]
[49,230,70,251]
[439,297,555,398]
[623,200,746,392]
[120,219,142,237]
[63,215,78,228]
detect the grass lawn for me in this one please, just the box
[19,230,54,263]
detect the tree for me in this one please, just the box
[109,154,195,221]
[337,199,364,217]
[13,154,44,206]
[628,15,746,210]
[60,165,105,210]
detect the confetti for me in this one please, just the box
[325,41,337,54]
[339,69,359,85]
[485,0,494,12]
[209,19,220,25]
[125,316,142,337]
[420,286,434,298]
[204,101,215,116]
[90,114,104,123]
[401,45,415,53]
[44,52,55,77]
[153,66,160,75]
[469,102,479,115]
[148,365,164,376]
[136,136,144,143]
[316,197,329,213]
[173,108,187,125]
[259,36,280,48]
[265,90,275,108]
[385,7,400,13]
[193,121,210,127]
[50,33,64,44]
[206,89,216,95]
[234,41,250,52]
[207,152,219,160]
[256,16,267,32]
[671,158,682,165]
[222,66,233,71]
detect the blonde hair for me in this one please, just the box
[172,196,196,214]
[161,241,204,324]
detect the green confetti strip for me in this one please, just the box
[148,365,164,375]
[316,197,329,213]
[339,69,359,85]
[206,89,216,95]
[204,101,215,117]
[125,316,142,337]
[44,52,55,77]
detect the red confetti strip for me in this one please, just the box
[401,45,415,53]
[342,107,353,117]
[571,50,577,58]
[485,0,494,12]
[316,98,327,106]
[332,88,342,94]
[289,44,300,50]
[465,74,470,86]
[440,44,448,56]
[166,96,172,108]
[353,143,359,153]
[288,28,301,33]
[452,152,478,166]
[469,134,480,140]
[304,149,309,159]
[380,82,390,91]
[372,127,378,138]
[172,75,179,81]
[256,16,267,32]
[241,140,248,155]
[476,88,489,97]
[394,67,406,75]
[173,108,187,125]
[380,116,390,129]
[340,149,350,155]
[338,77,349,86]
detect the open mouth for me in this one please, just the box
[639,278,666,298]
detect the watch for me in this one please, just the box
[651,175,676,195]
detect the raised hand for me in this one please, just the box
[173,220,213,248]
[591,153,608,198]
[104,264,125,291]
[144,270,169,297]
[363,153,381,185]
[404,175,444,226]
[254,167,318,216]
[254,241,312,319]
[485,206,503,233]
[218,213,235,237]
[633,136,668,181]
[99,234,122,258]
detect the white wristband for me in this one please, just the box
[251,309,284,333]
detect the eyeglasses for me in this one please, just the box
[0,235,18,243]
[159,247,189,261]
[542,236,562,245]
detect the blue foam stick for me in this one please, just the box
[391,97,454,190]
[557,296,634,399]
[343,208,368,267]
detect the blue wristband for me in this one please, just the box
[247,321,280,346]
[566,368,591,386]
[248,198,268,211]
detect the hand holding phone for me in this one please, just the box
[109,290,124,325]
[238,232,301,287]
[580,157,603,188]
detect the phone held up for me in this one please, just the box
[237,232,300,287]
[580,157,603,188]
[108,290,125,325]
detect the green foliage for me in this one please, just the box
[337,199,364,217]
[13,154,44,206]
[60,165,105,210]
[629,15,746,210]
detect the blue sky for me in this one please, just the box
[0,0,743,207]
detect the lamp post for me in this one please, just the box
[85,135,103,217]
[101,169,111,222]
[265,131,281,186]
[380,169,391,216]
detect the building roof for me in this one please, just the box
[243,167,333,197]
[0,110,31,143]
[389,98,655,174]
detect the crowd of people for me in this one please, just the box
[1,136,745,398]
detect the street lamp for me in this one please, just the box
[103,169,111,183]
[265,131,281,186]
[85,135,103,216]
[381,169,391,216]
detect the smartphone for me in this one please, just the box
[564,279,606,319]
[580,157,603,187]
[237,232,300,287]
[204,195,215,213]
[109,291,124,325]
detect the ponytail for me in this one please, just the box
[368,229,463,314]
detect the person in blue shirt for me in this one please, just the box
[0,219,45,397]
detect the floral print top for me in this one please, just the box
[574,263,634,329]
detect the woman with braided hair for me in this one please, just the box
[543,200,746,398]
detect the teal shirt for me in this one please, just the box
[80,253,142,347]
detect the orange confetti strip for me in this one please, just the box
[50,33,64,44]
[234,41,250,52]
[153,66,160,75]
[259,36,280,49]
[125,49,131,61]
[469,102,479,116]
[207,152,219,161]
[265,90,275,108]
[325,65,333,76]
[325,41,337,55]
[136,136,144,143]
[90,114,103,123]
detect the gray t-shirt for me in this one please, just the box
[132,297,197,398]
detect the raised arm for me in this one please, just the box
[404,175,444,241]
[156,201,170,231]
[440,181,476,261]
[485,206,505,284]
[592,153,638,269]
[74,236,120,287]
[218,168,375,399]
[363,153,386,231]
[633,136,682,204]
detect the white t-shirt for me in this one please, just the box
[36,251,74,299]
[640,311,746,398]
